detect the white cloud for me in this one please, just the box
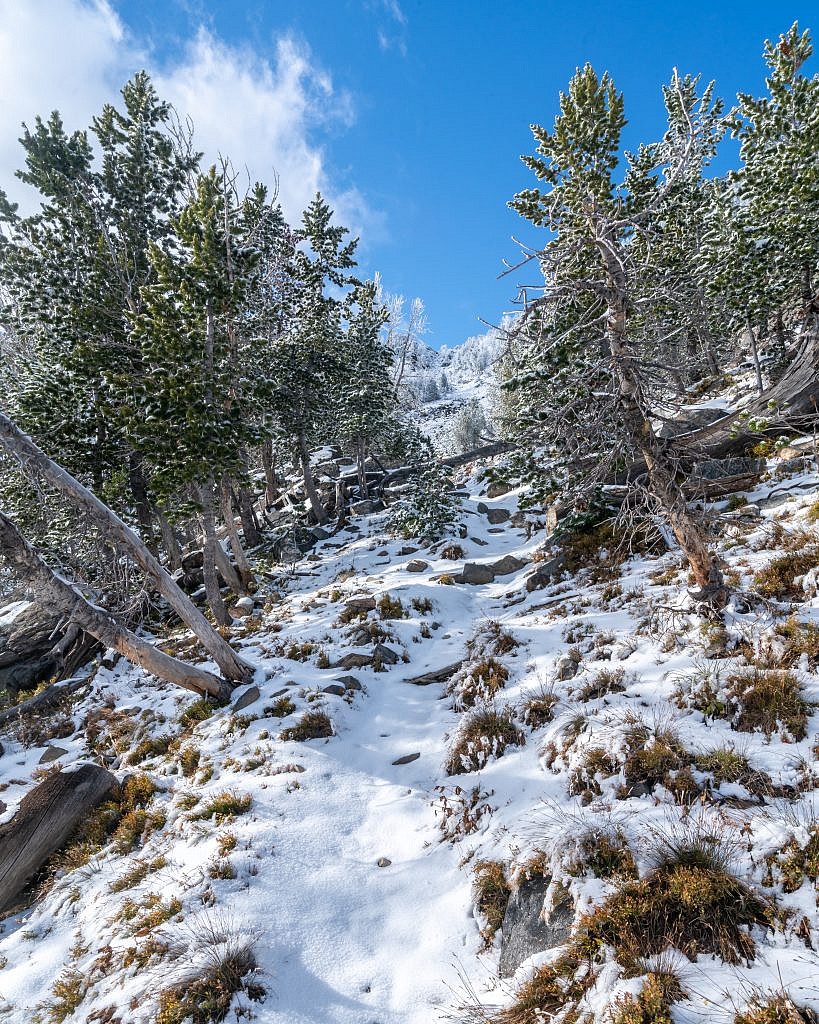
[0,0,376,235]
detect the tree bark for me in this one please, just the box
[155,508,183,571]
[198,479,232,627]
[356,436,368,497]
[746,315,764,395]
[262,439,280,504]
[0,512,228,698]
[237,483,263,548]
[127,450,157,552]
[218,477,255,591]
[297,430,328,525]
[0,412,251,682]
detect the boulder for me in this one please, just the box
[399,545,419,556]
[232,596,255,617]
[322,684,347,697]
[525,554,567,592]
[392,752,421,765]
[486,508,511,525]
[335,652,374,670]
[491,555,527,576]
[0,765,119,914]
[335,675,362,691]
[498,876,574,978]
[232,684,261,712]
[311,527,331,541]
[487,481,512,498]
[406,560,429,573]
[460,563,496,585]
[345,595,376,614]
[373,643,400,666]
[657,406,726,438]
[351,499,375,515]
[38,745,69,765]
[555,655,579,681]
[181,549,204,571]
[0,597,62,700]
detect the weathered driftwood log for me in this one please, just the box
[0,764,119,913]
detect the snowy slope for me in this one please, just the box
[2,448,819,1021]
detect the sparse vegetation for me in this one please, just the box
[281,710,334,741]
[445,708,524,775]
[191,791,252,824]
[472,860,511,945]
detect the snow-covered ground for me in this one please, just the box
[2,447,819,1021]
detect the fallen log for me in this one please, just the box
[0,764,119,914]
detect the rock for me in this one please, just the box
[269,687,291,698]
[0,799,5,814]
[377,857,392,868]
[373,643,400,666]
[0,597,66,701]
[311,526,331,541]
[335,652,373,670]
[405,661,463,686]
[399,546,419,556]
[345,595,376,613]
[322,684,347,697]
[0,765,119,913]
[498,876,574,977]
[335,675,362,691]
[406,560,429,573]
[491,555,527,576]
[460,563,496,585]
[555,655,579,681]
[657,405,726,438]
[232,684,261,712]
[486,508,511,525]
[525,554,566,592]
[392,752,421,765]
[38,745,69,764]
[476,501,488,514]
[232,596,255,617]
[181,549,204,571]
[487,481,512,498]
[470,536,488,546]
[351,499,375,515]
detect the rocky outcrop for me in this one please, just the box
[498,875,573,977]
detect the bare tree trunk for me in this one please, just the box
[297,431,328,525]
[0,512,227,698]
[236,482,262,548]
[198,479,232,626]
[356,437,368,497]
[0,412,250,682]
[219,477,255,590]
[127,451,156,552]
[746,315,764,395]
[598,237,726,607]
[262,440,280,504]
[155,508,183,571]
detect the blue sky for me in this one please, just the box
[2,1,817,347]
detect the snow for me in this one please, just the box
[0,600,30,630]
[2,448,819,1020]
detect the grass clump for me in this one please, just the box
[754,547,819,598]
[576,844,773,967]
[449,657,510,710]
[569,746,619,800]
[567,831,637,881]
[576,667,627,702]
[179,745,201,778]
[445,708,524,775]
[109,855,167,893]
[378,593,405,619]
[764,826,819,894]
[495,949,592,1024]
[120,892,182,934]
[726,668,809,741]
[609,970,685,1024]
[281,710,333,741]
[178,697,216,729]
[734,994,819,1023]
[775,618,819,667]
[191,791,252,824]
[472,860,511,946]
[520,683,559,729]
[38,970,86,1023]
[268,695,296,718]
[125,734,173,766]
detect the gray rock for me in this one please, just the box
[373,643,400,666]
[311,527,331,540]
[399,545,419,555]
[322,684,347,697]
[232,685,261,711]
[335,675,362,691]
[476,501,488,514]
[335,652,373,670]
[377,857,392,867]
[487,481,512,498]
[498,875,573,978]
[38,745,69,764]
[345,595,376,613]
[555,656,579,681]
[491,555,527,576]
[525,554,566,592]
[232,596,255,617]
[486,508,511,525]
[392,752,421,765]
[181,549,204,571]
[460,563,496,585]
[406,560,429,573]
[351,499,375,515]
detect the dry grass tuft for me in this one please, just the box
[472,860,511,946]
[445,708,524,775]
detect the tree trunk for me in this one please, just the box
[155,508,183,571]
[356,437,368,497]
[0,512,228,698]
[0,412,250,682]
[297,431,328,525]
[746,315,764,395]
[198,479,232,627]
[262,439,280,504]
[127,450,157,552]
[219,477,255,590]
[598,236,726,607]
[237,483,263,548]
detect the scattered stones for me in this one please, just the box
[377,857,392,868]
[460,563,496,585]
[38,745,68,765]
[498,875,573,978]
[406,559,429,573]
[392,752,421,765]
[232,684,261,711]
[490,554,527,576]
